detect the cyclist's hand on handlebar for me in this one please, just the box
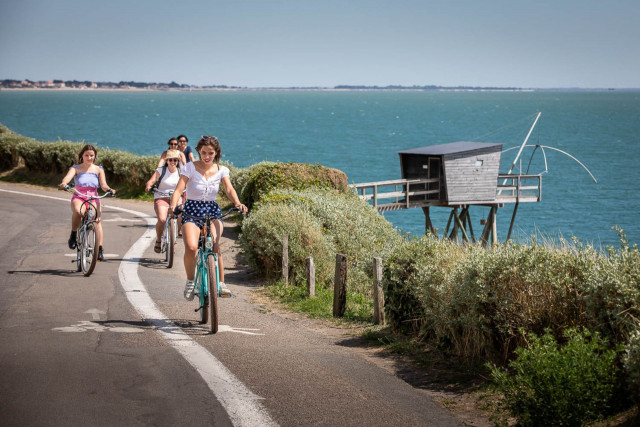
[58,183,70,191]
[172,205,183,215]
[107,188,117,196]
[234,203,248,214]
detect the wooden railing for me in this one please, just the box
[350,174,541,210]
[350,178,439,209]
[496,174,541,202]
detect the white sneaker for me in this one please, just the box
[220,282,232,298]
[184,279,196,301]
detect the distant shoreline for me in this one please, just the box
[2,86,636,92]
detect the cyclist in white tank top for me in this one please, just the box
[145,149,182,253]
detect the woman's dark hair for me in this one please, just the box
[177,134,188,143]
[78,144,98,164]
[196,135,221,164]
[167,137,178,146]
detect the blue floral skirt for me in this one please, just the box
[181,200,222,229]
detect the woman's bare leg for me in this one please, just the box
[182,222,200,280]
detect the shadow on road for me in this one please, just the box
[8,269,80,277]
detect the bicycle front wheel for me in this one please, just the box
[206,254,219,334]
[81,223,98,276]
[166,218,176,268]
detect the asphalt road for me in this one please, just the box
[0,182,469,427]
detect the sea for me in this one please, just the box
[1,89,639,248]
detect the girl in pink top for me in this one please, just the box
[58,145,116,261]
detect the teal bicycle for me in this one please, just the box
[178,207,239,334]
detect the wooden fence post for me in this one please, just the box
[282,235,288,286]
[306,256,315,297]
[333,254,347,317]
[372,257,385,325]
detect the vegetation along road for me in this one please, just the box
[0,182,485,426]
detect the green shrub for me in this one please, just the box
[383,235,465,336]
[239,162,349,209]
[240,201,336,285]
[447,241,588,359]
[230,161,276,199]
[582,228,640,343]
[623,326,640,406]
[488,328,619,426]
[240,187,403,293]
[0,123,158,197]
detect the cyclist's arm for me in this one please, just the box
[170,175,188,212]
[221,176,248,213]
[145,170,160,193]
[58,166,77,189]
[157,150,167,168]
[98,167,116,194]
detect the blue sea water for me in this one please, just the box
[1,89,639,247]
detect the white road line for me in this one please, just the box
[1,187,277,427]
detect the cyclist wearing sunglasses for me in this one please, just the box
[145,149,182,253]
[158,137,186,167]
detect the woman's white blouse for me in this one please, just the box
[182,162,229,201]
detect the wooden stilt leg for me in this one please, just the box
[444,209,455,238]
[506,202,519,242]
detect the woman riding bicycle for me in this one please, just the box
[58,144,116,261]
[145,149,182,253]
[169,135,247,300]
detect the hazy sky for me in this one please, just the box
[1,0,638,88]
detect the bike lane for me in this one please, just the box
[0,185,235,426]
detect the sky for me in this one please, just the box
[1,0,638,89]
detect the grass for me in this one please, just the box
[264,280,374,324]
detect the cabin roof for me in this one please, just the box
[398,141,502,156]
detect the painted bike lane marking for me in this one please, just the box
[1,188,277,427]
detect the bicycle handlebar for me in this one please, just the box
[150,187,185,198]
[59,183,116,199]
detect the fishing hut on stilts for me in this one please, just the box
[351,114,544,247]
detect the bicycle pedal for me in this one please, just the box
[220,291,232,298]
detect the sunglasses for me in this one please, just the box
[167,159,179,162]
[168,143,178,146]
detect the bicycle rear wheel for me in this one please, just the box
[206,254,219,334]
[197,260,208,324]
[81,223,98,276]
[166,218,176,268]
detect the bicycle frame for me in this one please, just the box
[180,207,238,333]
[62,185,114,276]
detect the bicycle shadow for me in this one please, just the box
[144,317,213,336]
[137,257,175,270]
[8,269,81,277]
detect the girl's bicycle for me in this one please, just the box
[177,207,239,333]
[61,184,115,276]
[150,188,180,268]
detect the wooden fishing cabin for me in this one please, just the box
[351,141,542,246]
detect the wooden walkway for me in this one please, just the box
[350,174,542,246]
[350,174,541,212]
